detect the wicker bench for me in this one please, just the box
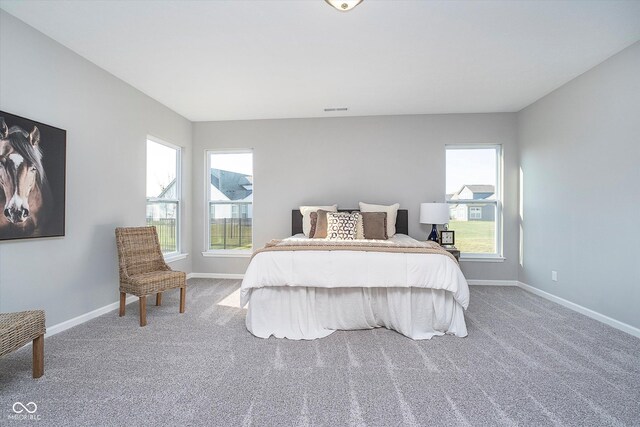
[0,310,45,378]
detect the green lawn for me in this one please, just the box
[210,222,252,250]
[147,219,252,252]
[147,220,177,253]
[447,220,495,254]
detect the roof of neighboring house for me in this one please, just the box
[464,185,495,193]
[449,184,495,202]
[157,178,177,198]
[211,168,252,201]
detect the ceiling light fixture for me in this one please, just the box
[325,0,363,12]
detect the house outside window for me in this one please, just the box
[146,137,181,255]
[446,145,502,258]
[206,150,253,253]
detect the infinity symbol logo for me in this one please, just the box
[12,402,37,414]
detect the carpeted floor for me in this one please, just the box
[1,280,639,426]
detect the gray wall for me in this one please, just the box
[0,11,193,326]
[192,114,519,280]
[517,42,640,329]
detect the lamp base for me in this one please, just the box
[427,224,439,242]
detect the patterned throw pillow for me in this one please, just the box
[326,212,361,240]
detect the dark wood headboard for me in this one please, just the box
[292,209,408,236]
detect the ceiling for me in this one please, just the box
[1,0,639,122]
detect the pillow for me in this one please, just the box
[361,212,388,240]
[309,212,318,238]
[359,202,400,237]
[326,212,360,240]
[355,214,365,239]
[300,205,337,236]
[311,209,331,238]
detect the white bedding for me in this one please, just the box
[246,287,468,340]
[240,234,469,309]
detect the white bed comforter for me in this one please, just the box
[240,234,469,309]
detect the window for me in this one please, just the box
[206,150,253,253]
[146,137,181,255]
[446,145,502,258]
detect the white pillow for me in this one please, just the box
[359,202,400,237]
[300,205,338,236]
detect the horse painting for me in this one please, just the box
[0,117,52,238]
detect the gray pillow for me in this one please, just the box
[361,212,388,240]
[311,209,330,238]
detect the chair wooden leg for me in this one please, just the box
[156,292,162,306]
[139,296,147,327]
[32,334,44,378]
[179,287,186,313]
[119,292,126,317]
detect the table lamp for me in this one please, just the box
[420,203,449,242]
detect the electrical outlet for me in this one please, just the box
[551,271,558,282]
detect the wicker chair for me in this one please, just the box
[115,226,186,326]
[0,310,45,378]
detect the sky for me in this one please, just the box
[146,140,177,198]
[210,152,253,175]
[445,148,496,194]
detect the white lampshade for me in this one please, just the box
[419,203,449,225]
[325,0,363,12]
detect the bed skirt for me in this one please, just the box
[245,286,467,340]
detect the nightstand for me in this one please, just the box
[442,246,460,262]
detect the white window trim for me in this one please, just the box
[147,135,183,257]
[204,149,253,255]
[164,253,189,263]
[460,255,506,262]
[445,144,503,259]
[201,250,252,258]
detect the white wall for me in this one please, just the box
[192,113,519,280]
[0,11,193,326]
[518,41,640,329]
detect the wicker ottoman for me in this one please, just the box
[0,310,46,378]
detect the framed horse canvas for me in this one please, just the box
[0,111,66,241]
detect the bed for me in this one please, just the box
[240,209,469,340]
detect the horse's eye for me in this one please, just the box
[30,166,37,172]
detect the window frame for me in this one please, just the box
[445,144,503,260]
[204,149,253,257]
[146,135,182,257]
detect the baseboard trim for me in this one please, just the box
[467,279,518,286]
[187,273,245,280]
[517,281,640,338]
[46,295,137,337]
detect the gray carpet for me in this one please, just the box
[1,280,639,426]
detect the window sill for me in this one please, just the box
[202,251,252,258]
[164,253,189,263]
[460,256,505,263]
